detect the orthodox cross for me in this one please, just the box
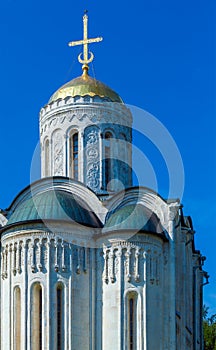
[68,11,103,67]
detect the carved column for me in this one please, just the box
[61,242,66,272]
[12,243,17,275]
[103,248,109,284]
[31,241,36,273]
[109,249,115,283]
[17,242,21,274]
[38,240,43,271]
[135,248,140,282]
[125,247,131,282]
[4,246,8,279]
[54,239,59,272]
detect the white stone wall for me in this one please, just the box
[1,228,98,350]
[101,236,167,350]
[40,97,133,194]
[0,173,205,349]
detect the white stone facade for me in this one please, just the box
[0,178,206,349]
[0,75,207,350]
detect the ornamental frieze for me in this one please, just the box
[103,242,163,285]
[1,237,90,279]
[40,107,131,136]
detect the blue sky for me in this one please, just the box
[0,0,215,312]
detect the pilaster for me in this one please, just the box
[168,204,179,349]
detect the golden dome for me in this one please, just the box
[49,68,123,103]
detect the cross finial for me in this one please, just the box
[68,12,103,73]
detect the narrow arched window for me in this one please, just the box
[56,284,64,350]
[45,139,50,176]
[70,132,78,180]
[129,298,134,349]
[127,293,137,350]
[104,132,112,189]
[14,286,21,350]
[31,283,42,350]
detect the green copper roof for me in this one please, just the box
[104,204,164,234]
[49,72,123,103]
[7,189,101,228]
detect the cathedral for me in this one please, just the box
[0,13,208,350]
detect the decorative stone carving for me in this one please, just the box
[1,236,87,278]
[125,248,132,282]
[134,248,140,282]
[1,248,5,279]
[38,241,43,271]
[61,242,66,272]
[40,102,132,137]
[31,242,36,273]
[102,241,163,286]
[86,162,100,188]
[86,129,98,144]
[12,243,17,276]
[115,247,121,276]
[87,147,99,159]
[54,240,59,272]
[84,126,100,191]
[103,248,109,284]
[52,130,64,176]
[109,250,115,283]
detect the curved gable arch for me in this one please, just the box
[105,186,179,232]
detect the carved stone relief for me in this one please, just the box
[103,242,162,285]
[1,237,90,279]
[40,104,132,136]
[84,126,100,191]
[52,130,64,176]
